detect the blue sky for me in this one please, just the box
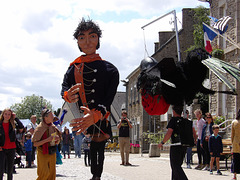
[0,0,208,111]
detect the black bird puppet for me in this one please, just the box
[137,48,240,115]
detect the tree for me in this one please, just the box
[186,6,210,52]
[10,94,53,121]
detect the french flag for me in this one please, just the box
[203,23,217,53]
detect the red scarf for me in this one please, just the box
[42,131,49,154]
[69,54,102,66]
[42,122,52,155]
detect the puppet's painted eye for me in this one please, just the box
[78,36,84,40]
[90,34,97,38]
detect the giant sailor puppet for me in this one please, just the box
[60,18,119,137]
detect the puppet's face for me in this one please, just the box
[77,29,99,55]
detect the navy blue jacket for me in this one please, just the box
[201,123,213,144]
[208,134,223,153]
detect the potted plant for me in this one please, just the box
[130,143,140,154]
[212,48,224,60]
[143,132,164,157]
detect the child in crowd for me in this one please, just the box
[82,134,91,166]
[62,127,71,159]
[32,109,61,180]
[24,132,32,168]
[208,125,223,175]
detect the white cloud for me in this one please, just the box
[0,0,209,111]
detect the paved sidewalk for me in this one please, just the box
[4,152,234,180]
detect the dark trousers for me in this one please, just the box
[62,144,70,156]
[0,148,16,180]
[31,145,36,163]
[90,141,106,178]
[197,139,205,164]
[170,145,188,180]
[202,140,210,165]
[84,149,91,166]
[26,151,32,167]
[233,153,240,174]
[186,147,192,165]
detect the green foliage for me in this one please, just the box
[10,94,53,121]
[214,116,226,128]
[195,92,209,114]
[212,49,224,60]
[142,131,164,144]
[185,45,199,53]
[186,6,210,52]
[192,6,210,48]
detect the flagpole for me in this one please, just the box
[203,22,240,50]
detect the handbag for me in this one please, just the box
[48,145,57,154]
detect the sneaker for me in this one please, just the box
[187,164,192,169]
[210,170,213,175]
[217,170,222,175]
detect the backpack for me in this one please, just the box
[176,118,194,147]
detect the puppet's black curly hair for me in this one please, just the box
[73,18,102,51]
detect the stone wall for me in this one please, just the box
[209,0,240,118]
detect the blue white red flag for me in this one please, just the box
[203,23,217,53]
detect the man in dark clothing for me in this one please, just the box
[61,18,119,180]
[117,110,132,165]
[158,105,188,180]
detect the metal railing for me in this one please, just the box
[219,119,233,132]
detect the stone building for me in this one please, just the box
[124,8,196,151]
[109,91,126,137]
[208,0,240,119]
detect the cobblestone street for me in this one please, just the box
[4,152,234,180]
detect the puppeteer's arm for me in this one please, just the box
[158,128,173,148]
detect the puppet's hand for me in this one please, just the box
[104,134,110,139]
[64,83,82,103]
[70,106,102,134]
